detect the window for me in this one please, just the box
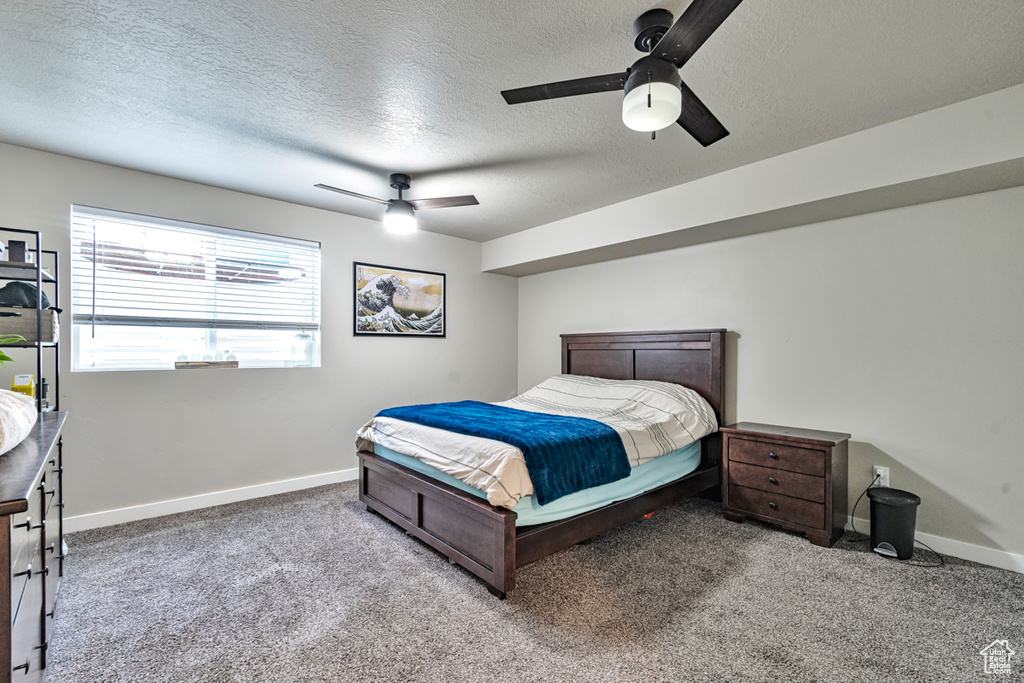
[71,206,321,371]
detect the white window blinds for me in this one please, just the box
[70,206,321,371]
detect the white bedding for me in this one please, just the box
[0,389,37,456]
[355,374,718,510]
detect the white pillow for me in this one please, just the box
[0,390,38,456]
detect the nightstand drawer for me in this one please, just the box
[728,485,825,530]
[728,437,825,476]
[728,461,825,503]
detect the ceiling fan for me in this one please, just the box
[500,0,743,145]
[315,173,478,234]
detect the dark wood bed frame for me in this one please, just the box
[357,329,726,598]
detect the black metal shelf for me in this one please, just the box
[0,227,60,414]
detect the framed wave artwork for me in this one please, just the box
[353,262,445,337]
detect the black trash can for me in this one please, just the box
[867,487,921,560]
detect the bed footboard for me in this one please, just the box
[358,450,517,597]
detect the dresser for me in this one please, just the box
[0,412,66,682]
[720,422,849,547]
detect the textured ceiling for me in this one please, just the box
[2,0,1023,241]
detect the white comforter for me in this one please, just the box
[355,374,718,510]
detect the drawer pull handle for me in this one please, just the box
[45,488,56,498]
[768,477,778,485]
[34,566,49,577]
[31,520,46,531]
[13,565,31,578]
[13,516,31,530]
[768,502,778,510]
[768,452,779,460]
[12,658,29,673]
[46,543,56,554]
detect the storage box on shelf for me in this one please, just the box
[0,310,58,347]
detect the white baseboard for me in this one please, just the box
[848,517,1024,574]
[65,468,359,533]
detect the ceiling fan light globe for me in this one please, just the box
[383,200,417,234]
[622,81,682,131]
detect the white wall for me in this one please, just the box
[517,186,1024,559]
[0,142,518,517]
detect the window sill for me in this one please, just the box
[173,361,240,370]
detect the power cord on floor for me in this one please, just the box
[904,538,944,568]
[848,473,881,540]
[848,473,945,568]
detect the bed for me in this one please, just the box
[356,329,726,597]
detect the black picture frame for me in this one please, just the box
[353,262,446,338]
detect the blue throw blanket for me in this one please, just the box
[377,400,631,506]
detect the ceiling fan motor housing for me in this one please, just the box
[625,55,681,93]
[633,8,673,52]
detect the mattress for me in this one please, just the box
[356,374,718,510]
[372,439,703,527]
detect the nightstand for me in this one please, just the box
[720,422,850,547]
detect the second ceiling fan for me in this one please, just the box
[501,0,744,146]
[316,173,478,234]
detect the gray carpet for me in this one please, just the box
[48,482,1023,682]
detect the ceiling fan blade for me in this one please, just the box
[408,195,479,210]
[676,82,729,147]
[653,0,744,68]
[501,72,628,105]
[314,184,389,205]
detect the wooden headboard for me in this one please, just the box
[560,329,726,424]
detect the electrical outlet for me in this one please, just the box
[873,465,890,488]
